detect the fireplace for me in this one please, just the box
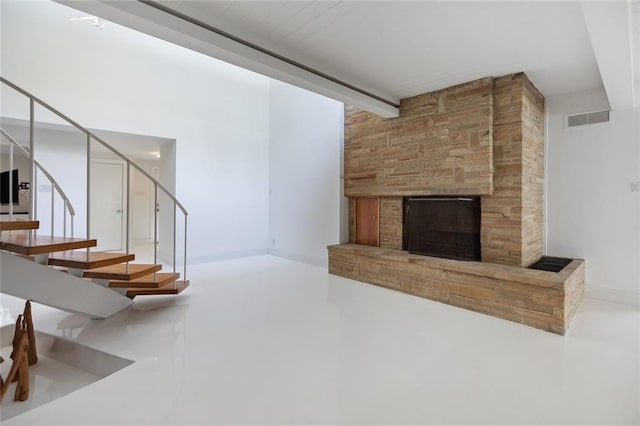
[331,75,586,335]
[403,196,481,261]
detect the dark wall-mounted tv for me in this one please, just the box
[1,169,19,205]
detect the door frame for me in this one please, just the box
[90,158,126,251]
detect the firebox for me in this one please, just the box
[403,196,481,261]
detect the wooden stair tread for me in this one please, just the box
[83,263,162,280]
[126,280,189,298]
[0,220,40,231]
[48,251,135,270]
[109,272,179,289]
[0,235,97,255]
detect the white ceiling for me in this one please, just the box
[155,1,602,101]
[61,0,637,115]
[580,1,636,110]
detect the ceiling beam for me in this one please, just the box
[56,0,400,117]
[581,0,636,110]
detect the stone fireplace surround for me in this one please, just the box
[328,73,585,335]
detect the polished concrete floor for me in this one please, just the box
[1,255,638,425]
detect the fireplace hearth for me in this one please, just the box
[403,196,481,261]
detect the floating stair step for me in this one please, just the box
[0,235,97,255]
[109,272,179,289]
[126,280,189,299]
[0,220,40,231]
[48,251,135,270]
[83,263,162,281]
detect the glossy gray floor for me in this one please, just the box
[1,255,638,425]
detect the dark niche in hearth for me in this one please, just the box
[403,196,481,261]
[528,256,572,273]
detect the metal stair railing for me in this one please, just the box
[1,128,76,238]
[1,76,188,285]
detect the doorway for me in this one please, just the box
[90,160,125,251]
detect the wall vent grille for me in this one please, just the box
[567,110,611,127]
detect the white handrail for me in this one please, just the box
[1,76,188,282]
[0,128,76,216]
[1,77,186,214]
[1,128,76,237]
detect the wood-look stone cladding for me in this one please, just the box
[521,80,546,267]
[345,77,494,197]
[345,73,545,268]
[481,74,545,267]
[333,73,585,334]
[329,244,585,335]
[379,197,403,250]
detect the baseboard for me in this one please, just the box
[157,250,172,265]
[268,249,328,268]
[184,249,269,265]
[162,248,319,267]
[586,286,640,307]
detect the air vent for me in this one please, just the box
[567,110,611,127]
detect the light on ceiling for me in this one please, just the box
[70,16,106,30]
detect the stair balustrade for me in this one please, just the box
[1,129,76,239]
[0,76,188,288]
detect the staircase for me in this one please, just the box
[0,77,188,318]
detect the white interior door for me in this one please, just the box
[90,161,124,251]
[132,171,153,243]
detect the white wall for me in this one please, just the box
[131,159,159,243]
[25,129,87,240]
[268,80,344,267]
[1,120,179,255]
[547,87,640,306]
[1,1,271,262]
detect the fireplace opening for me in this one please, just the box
[403,196,481,261]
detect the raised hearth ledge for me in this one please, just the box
[328,244,585,335]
